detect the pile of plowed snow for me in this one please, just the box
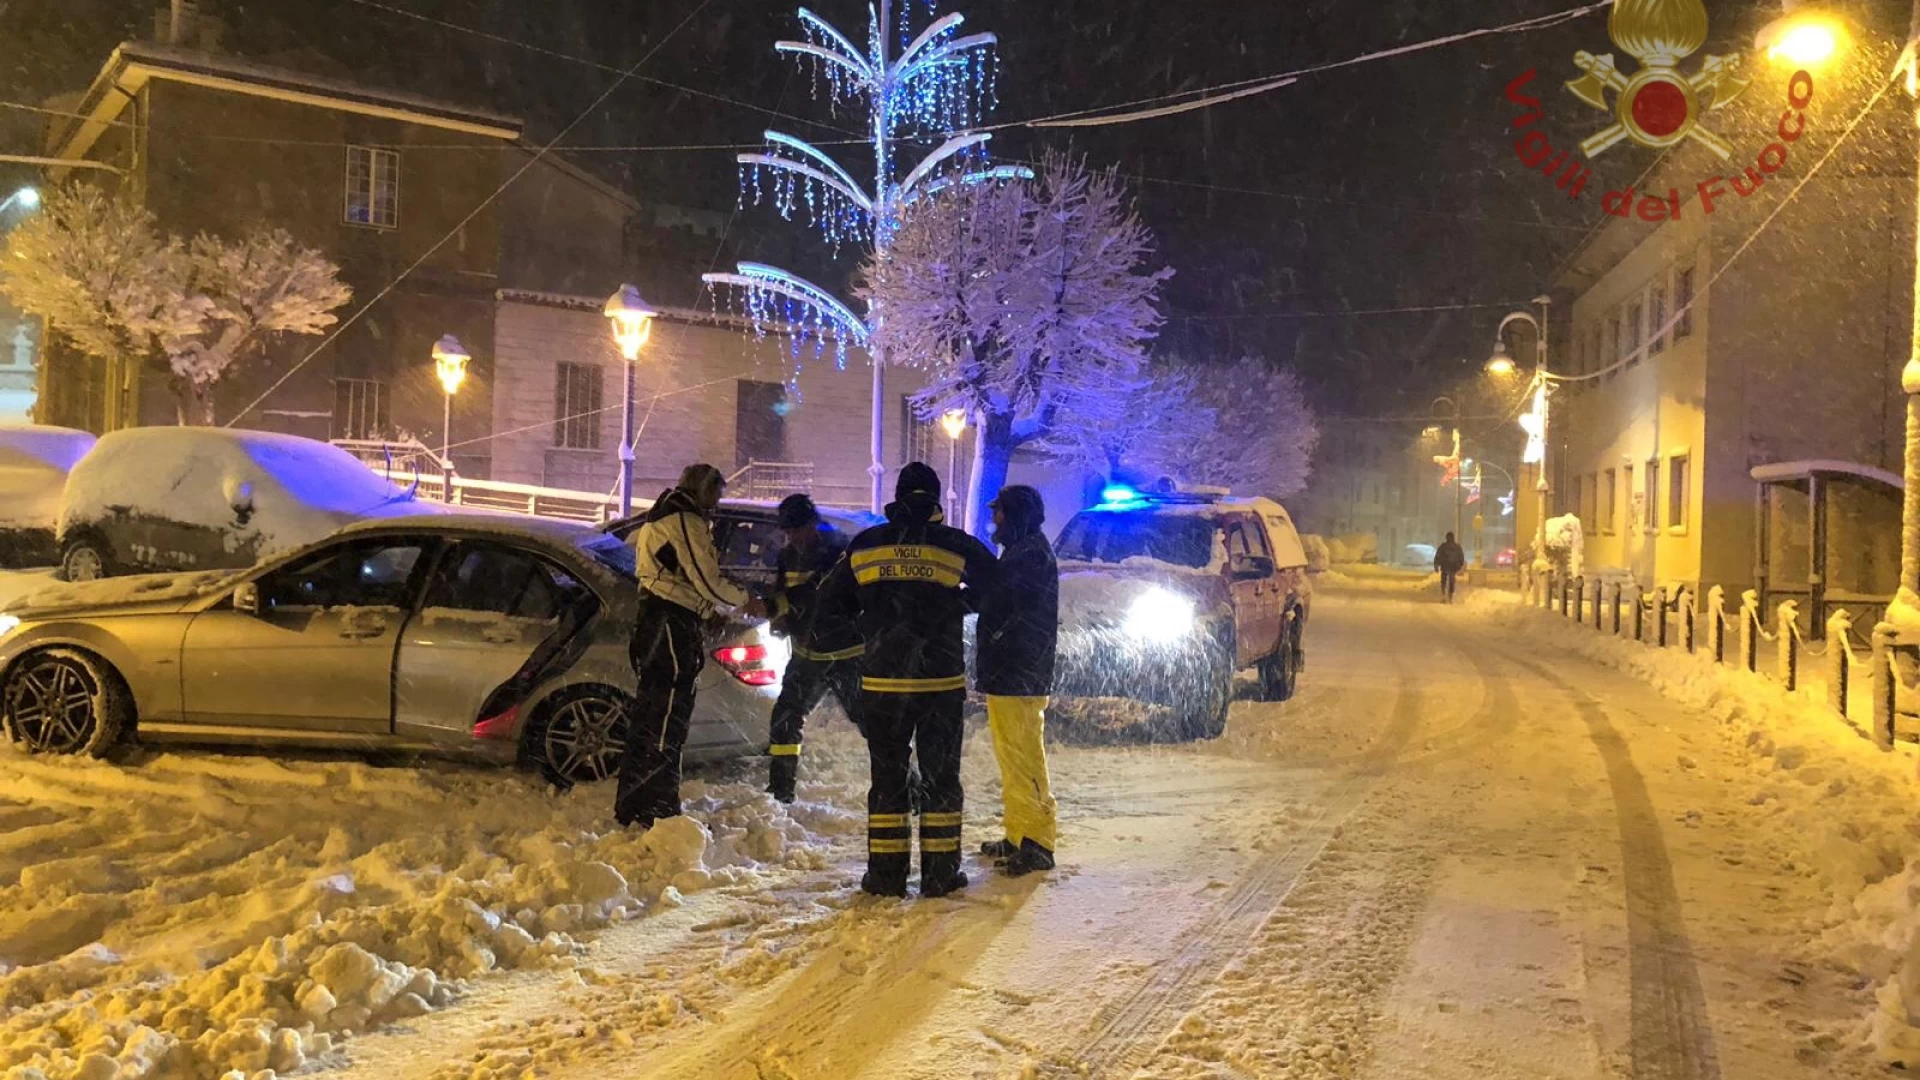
[0,731,867,1080]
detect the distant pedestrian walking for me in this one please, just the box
[617,464,763,829]
[976,485,1059,878]
[1434,532,1466,603]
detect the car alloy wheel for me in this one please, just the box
[540,690,631,784]
[5,652,107,754]
[62,542,106,582]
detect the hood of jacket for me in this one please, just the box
[884,492,944,527]
[645,486,708,524]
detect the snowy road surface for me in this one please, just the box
[4,587,1916,1079]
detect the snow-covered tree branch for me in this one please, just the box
[0,185,350,425]
[862,153,1172,535]
[1173,356,1321,499]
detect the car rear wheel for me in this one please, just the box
[60,535,112,582]
[1258,616,1302,703]
[526,685,632,788]
[3,648,132,757]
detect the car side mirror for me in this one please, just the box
[233,582,260,616]
[1231,554,1275,581]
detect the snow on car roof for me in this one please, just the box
[340,511,597,543]
[0,425,97,471]
[0,426,96,530]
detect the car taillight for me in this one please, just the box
[474,706,518,740]
[714,643,778,686]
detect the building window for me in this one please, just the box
[1580,473,1596,529]
[553,362,603,450]
[1668,454,1690,530]
[1603,468,1616,534]
[345,146,399,228]
[1645,458,1660,531]
[1648,283,1668,356]
[1675,266,1695,338]
[1625,302,1643,367]
[901,396,942,466]
[1604,313,1619,379]
[735,380,790,467]
[332,378,388,440]
[1624,464,1635,529]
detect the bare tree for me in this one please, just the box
[862,154,1172,535]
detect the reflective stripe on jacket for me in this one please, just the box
[630,487,748,617]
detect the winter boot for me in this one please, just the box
[979,838,1017,860]
[919,860,968,898]
[860,869,908,898]
[1002,839,1055,878]
[767,754,798,804]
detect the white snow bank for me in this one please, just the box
[2,569,241,616]
[1468,592,1920,1064]
[0,569,57,610]
[0,730,869,1080]
[1541,513,1584,577]
[0,426,94,531]
[57,428,431,561]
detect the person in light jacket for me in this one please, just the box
[617,464,763,828]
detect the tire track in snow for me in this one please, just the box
[1499,653,1722,1080]
[1068,663,1427,1078]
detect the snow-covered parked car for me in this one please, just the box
[55,427,431,581]
[0,425,95,569]
[0,514,782,783]
[1052,487,1312,739]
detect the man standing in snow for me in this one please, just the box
[1434,531,1466,604]
[617,464,763,829]
[817,462,999,898]
[976,485,1059,877]
[763,493,865,803]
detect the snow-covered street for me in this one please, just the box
[6,586,1915,1079]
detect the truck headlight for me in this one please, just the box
[1123,588,1195,644]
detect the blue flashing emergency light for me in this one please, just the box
[1099,485,1139,506]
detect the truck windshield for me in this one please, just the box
[1055,511,1215,568]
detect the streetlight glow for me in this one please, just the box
[939,409,967,441]
[604,283,658,363]
[1485,342,1518,376]
[432,335,471,396]
[1756,10,1846,67]
[4,187,39,212]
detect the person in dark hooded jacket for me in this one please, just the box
[816,462,999,898]
[763,493,865,803]
[975,485,1060,876]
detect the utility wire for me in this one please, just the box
[1168,300,1538,323]
[340,0,862,138]
[990,1,1613,130]
[1123,171,1597,233]
[226,0,717,427]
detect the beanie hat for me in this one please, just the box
[989,485,1046,531]
[776,493,819,529]
[678,463,725,495]
[895,461,941,502]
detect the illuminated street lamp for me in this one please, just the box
[431,334,470,491]
[1484,343,1518,377]
[939,409,967,525]
[1756,3,1848,67]
[1489,295,1552,564]
[604,284,658,517]
[0,187,38,214]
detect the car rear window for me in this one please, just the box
[1055,511,1215,568]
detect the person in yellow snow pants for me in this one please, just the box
[985,695,1058,856]
[975,486,1059,876]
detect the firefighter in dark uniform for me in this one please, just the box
[818,462,999,898]
[617,464,763,829]
[764,494,865,803]
[976,485,1059,876]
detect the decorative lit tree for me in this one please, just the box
[862,155,1173,535]
[703,0,1029,512]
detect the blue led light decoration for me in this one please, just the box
[702,0,1031,512]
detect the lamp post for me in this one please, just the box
[431,335,470,494]
[1490,295,1553,557]
[1430,396,1464,544]
[939,408,967,526]
[604,284,658,518]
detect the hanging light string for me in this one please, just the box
[1549,67,1899,385]
[226,0,717,427]
[986,1,1614,131]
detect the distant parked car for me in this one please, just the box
[0,514,781,783]
[602,499,880,592]
[1399,543,1437,568]
[0,426,95,569]
[56,427,433,581]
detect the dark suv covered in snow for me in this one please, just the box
[1052,488,1311,739]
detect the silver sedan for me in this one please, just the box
[0,515,784,783]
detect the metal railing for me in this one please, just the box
[330,437,449,476]
[1532,570,1900,749]
[726,460,815,502]
[370,468,619,524]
